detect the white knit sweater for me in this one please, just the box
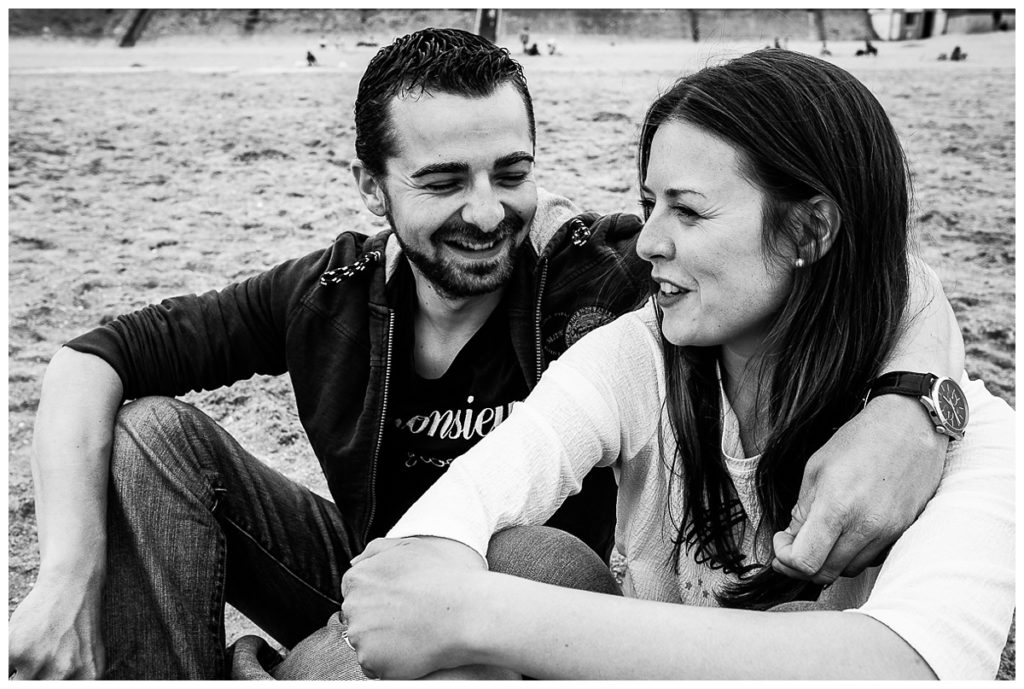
[389,301,1016,680]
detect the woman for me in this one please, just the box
[340,49,1015,680]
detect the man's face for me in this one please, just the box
[379,83,537,299]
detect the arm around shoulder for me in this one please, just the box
[773,259,967,581]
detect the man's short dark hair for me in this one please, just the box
[354,27,536,178]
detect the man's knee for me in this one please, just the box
[111,396,211,489]
[486,526,621,595]
[115,396,196,435]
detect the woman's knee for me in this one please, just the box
[486,526,621,595]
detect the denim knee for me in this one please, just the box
[110,396,216,497]
[486,526,621,596]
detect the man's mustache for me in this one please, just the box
[434,211,525,245]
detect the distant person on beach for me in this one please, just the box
[7,28,971,680]
[340,48,1014,681]
[519,25,530,53]
[856,39,878,56]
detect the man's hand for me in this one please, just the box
[8,569,106,679]
[772,395,948,583]
[340,536,486,679]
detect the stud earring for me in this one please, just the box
[794,257,806,269]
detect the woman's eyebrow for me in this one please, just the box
[639,183,706,199]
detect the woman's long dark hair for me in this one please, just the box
[638,50,912,609]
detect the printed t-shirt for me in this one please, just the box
[369,260,529,538]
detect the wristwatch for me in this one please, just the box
[863,371,969,440]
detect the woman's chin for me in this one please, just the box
[660,326,702,348]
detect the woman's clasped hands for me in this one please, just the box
[340,536,488,680]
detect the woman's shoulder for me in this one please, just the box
[552,299,666,400]
[608,299,662,343]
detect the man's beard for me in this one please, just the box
[387,208,526,299]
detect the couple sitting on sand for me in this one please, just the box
[9,28,1013,680]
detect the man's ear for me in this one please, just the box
[797,195,841,265]
[351,159,387,217]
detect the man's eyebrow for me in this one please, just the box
[495,152,534,168]
[410,161,469,178]
[410,153,534,179]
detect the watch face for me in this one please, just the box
[936,378,969,432]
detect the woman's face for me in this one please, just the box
[636,120,794,360]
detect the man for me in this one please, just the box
[8,28,960,679]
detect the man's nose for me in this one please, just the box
[461,185,506,232]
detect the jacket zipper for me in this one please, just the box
[534,260,549,384]
[364,309,394,544]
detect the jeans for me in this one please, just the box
[243,525,622,680]
[101,397,357,679]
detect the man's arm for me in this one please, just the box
[773,260,964,582]
[8,348,124,679]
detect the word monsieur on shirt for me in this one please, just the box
[395,398,519,442]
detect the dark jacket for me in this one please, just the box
[67,208,650,554]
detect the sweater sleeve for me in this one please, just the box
[387,303,665,559]
[64,247,332,400]
[851,375,1015,679]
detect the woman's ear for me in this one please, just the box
[351,159,388,217]
[797,195,841,265]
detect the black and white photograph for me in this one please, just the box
[7,7,1015,680]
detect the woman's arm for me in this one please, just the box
[470,573,935,680]
[342,538,933,680]
[386,307,665,556]
[344,377,1013,681]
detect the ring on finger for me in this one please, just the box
[341,629,356,653]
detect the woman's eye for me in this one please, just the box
[674,205,701,219]
[637,197,655,215]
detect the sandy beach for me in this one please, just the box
[8,28,1016,675]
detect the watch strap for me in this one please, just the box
[863,370,938,406]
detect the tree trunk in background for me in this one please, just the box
[810,10,827,42]
[243,10,260,34]
[688,9,700,42]
[118,9,154,47]
[476,9,501,43]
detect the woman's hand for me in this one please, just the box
[340,536,487,679]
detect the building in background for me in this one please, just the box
[868,8,1014,40]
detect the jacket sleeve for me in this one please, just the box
[387,304,665,559]
[64,246,334,400]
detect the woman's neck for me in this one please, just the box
[719,345,771,456]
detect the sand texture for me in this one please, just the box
[8,31,1015,677]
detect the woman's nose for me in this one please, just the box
[636,213,674,262]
